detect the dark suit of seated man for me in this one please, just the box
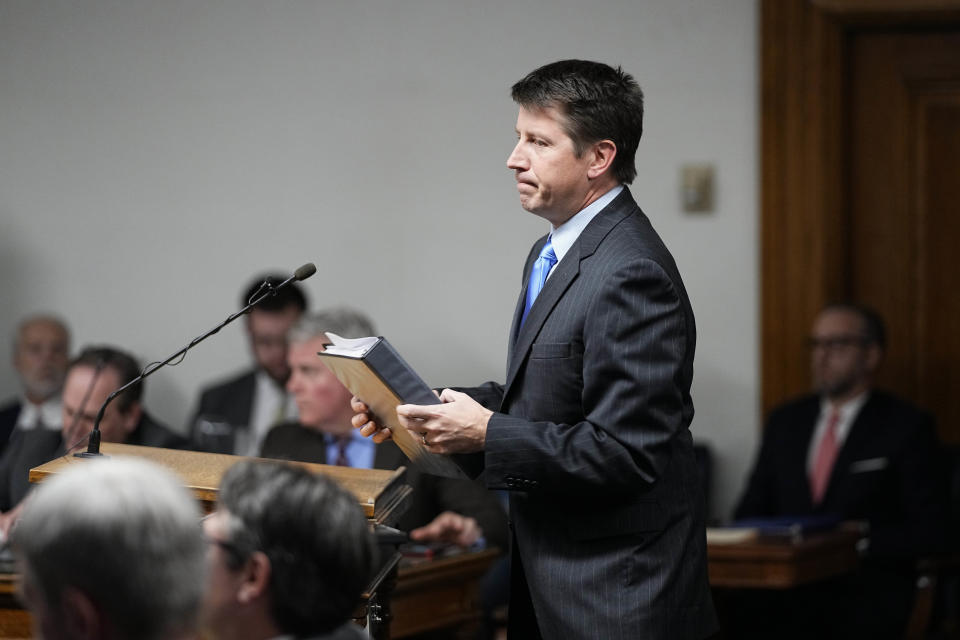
[260,309,508,551]
[0,345,186,536]
[734,302,947,639]
[188,274,307,456]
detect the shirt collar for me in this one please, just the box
[17,396,63,430]
[325,428,371,446]
[819,390,870,420]
[548,185,624,264]
[818,390,870,443]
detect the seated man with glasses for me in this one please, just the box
[200,459,374,640]
[733,302,947,639]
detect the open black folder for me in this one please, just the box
[317,333,466,479]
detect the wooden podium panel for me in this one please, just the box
[708,530,861,589]
[391,549,500,638]
[28,442,411,524]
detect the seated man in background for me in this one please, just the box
[10,457,206,640]
[201,459,374,640]
[0,315,70,454]
[0,345,186,534]
[734,302,947,639]
[189,273,307,455]
[261,308,509,551]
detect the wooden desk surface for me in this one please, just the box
[0,573,29,640]
[708,530,861,589]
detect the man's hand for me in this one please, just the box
[351,396,395,443]
[397,389,491,454]
[410,511,483,548]
[0,501,27,539]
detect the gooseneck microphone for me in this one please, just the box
[62,357,106,455]
[76,263,317,458]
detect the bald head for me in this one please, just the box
[13,315,70,404]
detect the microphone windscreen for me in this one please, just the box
[294,263,317,281]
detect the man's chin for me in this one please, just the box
[817,380,855,399]
[265,370,290,386]
[24,379,63,401]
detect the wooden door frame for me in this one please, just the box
[760,0,960,416]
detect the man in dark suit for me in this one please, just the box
[0,315,70,454]
[734,303,947,638]
[189,275,307,456]
[0,345,186,535]
[354,60,716,639]
[260,309,508,550]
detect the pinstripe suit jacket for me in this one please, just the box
[457,188,716,639]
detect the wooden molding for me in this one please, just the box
[759,0,960,418]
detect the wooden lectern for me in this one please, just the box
[29,442,412,523]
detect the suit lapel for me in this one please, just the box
[374,441,405,470]
[508,237,545,362]
[791,402,820,511]
[503,244,581,394]
[822,395,876,507]
[501,190,636,402]
[318,436,329,465]
[232,372,258,427]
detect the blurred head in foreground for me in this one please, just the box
[11,457,205,640]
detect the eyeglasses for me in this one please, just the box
[205,534,254,567]
[807,335,868,351]
[202,512,255,566]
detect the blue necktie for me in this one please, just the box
[520,237,558,327]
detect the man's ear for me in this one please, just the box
[237,551,272,605]
[122,402,143,435]
[864,344,883,374]
[586,139,617,180]
[60,587,102,640]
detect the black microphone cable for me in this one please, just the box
[62,356,107,455]
[76,263,316,457]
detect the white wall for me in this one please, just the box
[0,0,758,520]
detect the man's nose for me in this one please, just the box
[507,143,527,170]
[286,371,301,393]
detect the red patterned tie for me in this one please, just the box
[810,408,840,504]
[334,436,350,467]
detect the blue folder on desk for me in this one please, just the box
[731,514,843,538]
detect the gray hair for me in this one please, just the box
[11,458,205,640]
[288,308,376,345]
[12,313,70,353]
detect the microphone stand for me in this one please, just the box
[76,264,316,458]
